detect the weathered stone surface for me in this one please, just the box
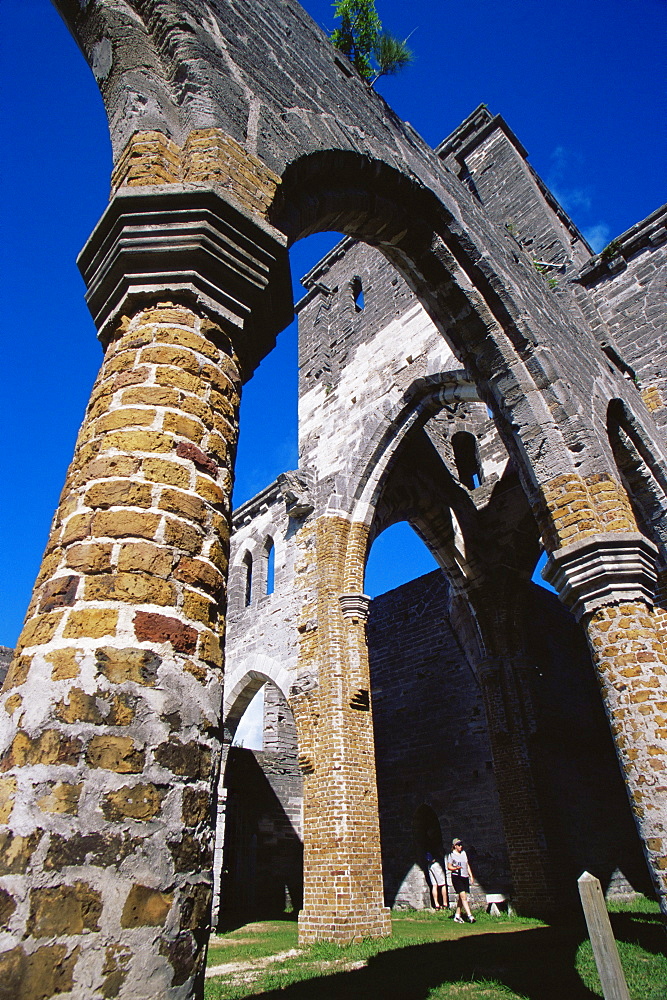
[0,943,79,1000]
[44,831,139,871]
[96,646,161,686]
[102,783,167,821]
[1,730,81,771]
[44,649,78,681]
[154,739,211,780]
[134,611,198,653]
[2,653,32,689]
[159,932,198,986]
[182,787,210,825]
[38,575,79,613]
[85,735,145,773]
[121,884,173,927]
[0,776,17,823]
[28,882,102,936]
[100,943,132,998]
[37,782,83,815]
[0,887,16,927]
[0,831,42,874]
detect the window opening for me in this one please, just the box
[232,685,265,750]
[352,276,365,312]
[243,552,253,607]
[265,538,275,595]
[452,431,483,490]
[365,521,438,598]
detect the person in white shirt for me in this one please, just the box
[447,838,476,923]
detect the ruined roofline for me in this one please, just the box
[435,103,529,161]
[437,104,593,256]
[232,479,283,529]
[576,202,667,285]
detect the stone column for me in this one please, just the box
[544,531,667,914]
[291,517,391,944]
[476,656,557,916]
[0,187,291,997]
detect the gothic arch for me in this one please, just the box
[224,653,292,736]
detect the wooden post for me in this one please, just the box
[577,872,630,1000]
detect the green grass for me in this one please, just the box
[576,897,666,1000]
[207,921,299,968]
[205,899,666,1000]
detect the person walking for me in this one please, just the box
[447,838,475,923]
[425,849,448,910]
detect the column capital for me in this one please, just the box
[338,592,371,623]
[543,531,659,621]
[77,184,293,379]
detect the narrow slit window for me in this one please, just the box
[452,431,483,490]
[265,539,275,595]
[352,276,365,312]
[243,552,253,607]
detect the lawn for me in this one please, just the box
[205,897,666,999]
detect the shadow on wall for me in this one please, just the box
[218,747,303,930]
[369,571,653,912]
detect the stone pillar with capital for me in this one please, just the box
[544,531,667,913]
[0,180,291,997]
[291,516,391,944]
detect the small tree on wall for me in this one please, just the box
[331,0,413,86]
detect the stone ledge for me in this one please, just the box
[543,532,659,621]
[77,185,292,379]
[339,593,371,623]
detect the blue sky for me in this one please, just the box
[0,0,665,648]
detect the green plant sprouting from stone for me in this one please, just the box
[331,0,413,85]
[532,260,559,291]
[601,238,621,260]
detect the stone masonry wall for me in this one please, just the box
[367,571,509,908]
[576,206,667,428]
[220,565,651,914]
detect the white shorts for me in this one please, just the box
[429,861,446,886]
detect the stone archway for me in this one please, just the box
[1,3,665,996]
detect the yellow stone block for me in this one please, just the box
[121,385,181,408]
[140,345,201,375]
[154,366,200,394]
[65,542,114,575]
[93,509,161,540]
[162,411,204,443]
[182,590,216,625]
[84,572,174,606]
[100,429,172,455]
[85,480,153,510]
[37,782,83,815]
[18,612,63,650]
[94,408,155,434]
[117,541,173,577]
[163,517,203,555]
[62,608,119,640]
[142,456,191,489]
[0,777,17,823]
[85,735,145,773]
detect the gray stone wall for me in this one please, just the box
[436,106,592,274]
[218,103,664,918]
[367,571,509,908]
[218,745,303,922]
[576,205,667,429]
